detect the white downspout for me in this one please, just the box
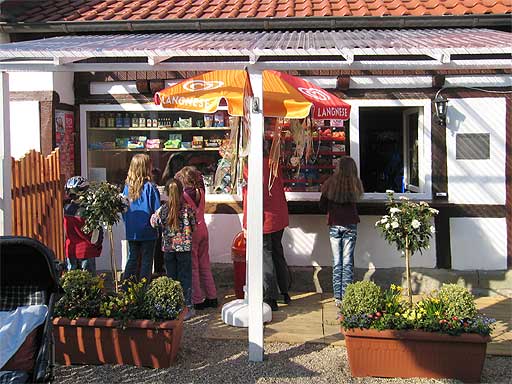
[0,71,12,235]
[247,68,264,362]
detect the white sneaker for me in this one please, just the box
[184,307,195,321]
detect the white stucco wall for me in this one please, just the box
[53,72,75,105]
[10,101,40,159]
[202,214,436,269]
[9,72,53,92]
[450,217,507,270]
[446,97,506,205]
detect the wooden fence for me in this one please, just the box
[11,149,65,261]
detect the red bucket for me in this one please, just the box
[231,231,246,300]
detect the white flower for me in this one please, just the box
[389,208,401,214]
[411,219,421,229]
[430,225,436,233]
[385,223,390,229]
[429,208,439,214]
[386,189,394,194]
[391,221,399,229]
[375,221,380,227]
[399,196,409,200]
[381,217,388,224]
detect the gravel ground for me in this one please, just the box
[54,310,512,384]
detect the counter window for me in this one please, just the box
[359,107,421,193]
[86,110,237,193]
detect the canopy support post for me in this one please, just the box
[0,71,12,235]
[247,68,264,362]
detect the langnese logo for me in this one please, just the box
[297,87,331,101]
[183,80,224,92]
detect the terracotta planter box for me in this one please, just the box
[52,309,186,368]
[342,328,490,382]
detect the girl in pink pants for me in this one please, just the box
[176,166,218,309]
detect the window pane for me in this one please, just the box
[407,112,419,188]
[359,108,404,193]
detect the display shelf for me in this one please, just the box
[317,151,347,156]
[283,165,336,170]
[88,148,221,152]
[264,136,345,142]
[89,127,232,131]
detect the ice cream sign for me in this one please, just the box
[297,86,350,119]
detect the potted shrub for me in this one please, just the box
[53,270,187,368]
[339,192,495,382]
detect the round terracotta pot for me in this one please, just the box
[342,327,490,382]
[52,308,187,368]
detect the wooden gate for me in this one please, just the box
[11,149,65,261]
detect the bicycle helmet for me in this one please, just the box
[65,176,89,195]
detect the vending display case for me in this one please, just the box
[264,117,349,192]
[85,108,234,189]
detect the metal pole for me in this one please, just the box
[0,71,12,235]
[247,68,264,362]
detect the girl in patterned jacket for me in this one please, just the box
[150,178,196,320]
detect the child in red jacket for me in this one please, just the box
[63,176,103,274]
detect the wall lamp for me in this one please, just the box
[434,90,448,126]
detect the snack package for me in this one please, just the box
[192,136,204,148]
[214,112,225,127]
[204,115,214,127]
[145,139,162,149]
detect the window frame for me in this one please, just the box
[349,99,432,201]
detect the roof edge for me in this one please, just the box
[1,14,511,33]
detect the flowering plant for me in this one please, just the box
[55,271,185,324]
[339,281,495,336]
[79,182,129,291]
[375,191,438,305]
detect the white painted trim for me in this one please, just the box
[247,69,264,362]
[0,72,12,235]
[444,75,512,88]
[348,99,432,201]
[349,76,433,89]
[1,59,511,73]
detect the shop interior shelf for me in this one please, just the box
[264,136,345,142]
[283,165,336,169]
[88,148,220,152]
[89,127,232,131]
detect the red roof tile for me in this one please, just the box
[6,0,511,22]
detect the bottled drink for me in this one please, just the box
[107,113,115,128]
[98,113,106,128]
[139,114,146,128]
[146,117,152,128]
[132,114,139,128]
[115,113,123,128]
[123,113,131,128]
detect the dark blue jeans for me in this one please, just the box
[329,224,357,300]
[164,251,192,307]
[124,240,155,281]
[66,257,96,274]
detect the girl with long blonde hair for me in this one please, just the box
[319,156,364,306]
[151,178,196,320]
[122,154,161,282]
[175,166,218,310]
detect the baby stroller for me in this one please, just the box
[0,236,59,383]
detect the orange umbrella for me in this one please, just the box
[154,69,350,120]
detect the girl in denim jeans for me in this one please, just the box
[151,178,196,320]
[319,157,364,306]
[122,154,161,282]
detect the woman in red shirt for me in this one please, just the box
[243,153,291,311]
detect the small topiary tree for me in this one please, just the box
[375,191,438,306]
[79,182,128,292]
